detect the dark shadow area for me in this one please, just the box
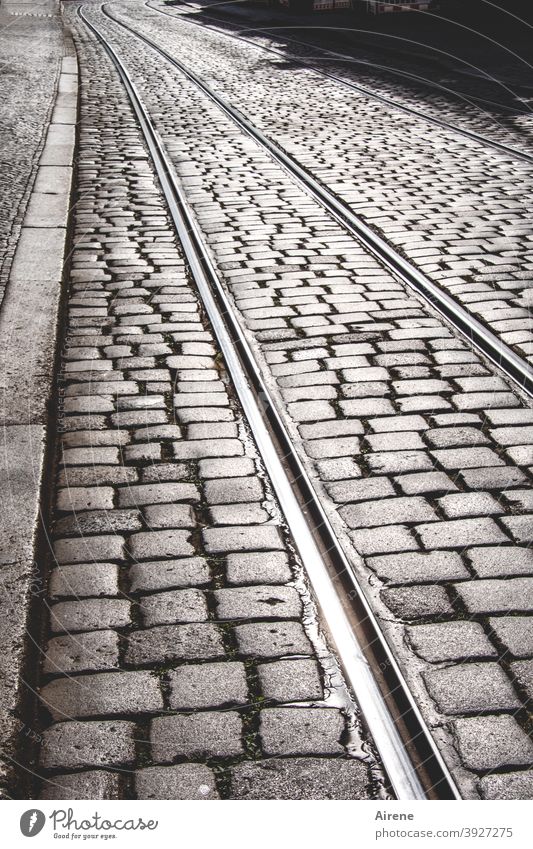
[165,0,533,119]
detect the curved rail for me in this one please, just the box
[102,3,533,397]
[79,3,462,801]
[149,0,533,166]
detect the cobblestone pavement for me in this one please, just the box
[157,0,533,156]
[112,1,533,367]
[64,3,533,799]
[0,10,63,301]
[34,14,378,801]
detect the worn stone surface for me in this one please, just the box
[454,716,533,772]
[257,658,323,703]
[40,720,136,770]
[230,757,370,800]
[259,708,345,756]
[151,712,244,761]
[168,662,248,709]
[40,770,121,800]
[136,764,219,800]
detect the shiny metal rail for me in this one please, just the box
[148,0,533,166]
[104,3,533,396]
[79,4,462,801]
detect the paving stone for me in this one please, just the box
[56,486,114,512]
[305,437,361,459]
[143,503,195,529]
[226,551,292,585]
[328,477,394,504]
[234,621,313,658]
[417,518,508,549]
[40,720,136,770]
[287,400,336,421]
[210,503,271,525]
[129,557,210,592]
[198,457,255,478]
[40,770,121,800]
[368,551,468,584]
[350,524,418,555]
[369,414,428,432]
[341,496,437,529]
[367,451,433,474]
[140,589,208,627]
[424,662,520,715]
[43,630,120,674]
[365,431,425,452]
[62,447,119,466]
[299,419,363,439]
[204,476,263,505]
[500,516,533,544]
[129,529,194,561]
[126,623,225,666]
[58,466,137,487]
[168,661,248,709]
[456,578,533,614]
[490,426,533,446]
[258,659,322,703]
[40,671,164,720]
[458,467,528,490]
[407,621,497,663]
[425,427,489,449]
[489,617,533,658]
[172,438,243,460]
[315,457,362,481]
[215,586,301,620]
[136,764,219,800]
[49,563,119,599]
[54,508,142,537]
[230,756,369,800]
[49,599,131,634]
[437,492,501,518]
[142,463,189,483]
[118,482,198,507]
[54,535,125,564]
[259,708,344,756]
[479,771,533,800]
[203,524,284,554]
[339,399,395,417]
[454,716,533,771]
[394,471,458,496]
[381,585,453,620]
[431,447,504,469]
[510,659,533,700]
[467,546,533,578]
[151,712,244,761]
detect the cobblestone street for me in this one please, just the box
[0,0,532,805]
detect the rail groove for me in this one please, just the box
[149,0,533,166]
[79,3,462,801]
[103,3,533,397]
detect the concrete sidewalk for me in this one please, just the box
[0,2,78,796]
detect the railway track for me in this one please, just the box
[148,0,533,166]
[79,3,462,801]
[99,3,533,397]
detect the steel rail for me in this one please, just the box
[103,3,533,397]
[79,4,462,801]
[148,0,533,166]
